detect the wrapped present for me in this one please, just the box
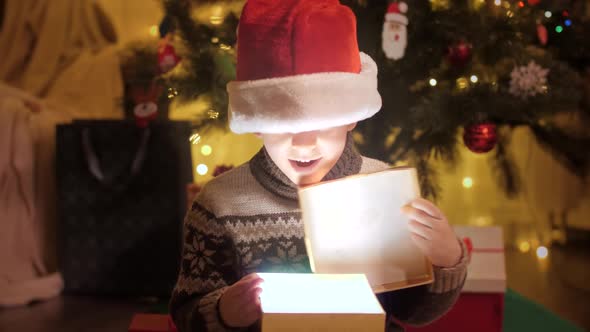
[407,226,506,332]
[129,314,174,332]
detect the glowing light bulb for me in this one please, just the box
[211,37,219,44]
[494,0,501,6]
[470,75,478,83]
[564,19,572,27]
[149,25,158,37]
[462,177,473,188]
[429,78,438,86]
[555,25,563,33]
[456,77,469,89]
[201,145,212,156]
[189,133,201,145]
[544,11,552,18]
[536,246,548,259]
[196,164,209,175]
[519,241,530,253]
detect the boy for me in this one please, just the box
[170,1,469,331]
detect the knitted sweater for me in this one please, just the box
[170,137,468,332]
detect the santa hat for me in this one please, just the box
[385,2,408,25]
[227,0,382,134]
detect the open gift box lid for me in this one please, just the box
[298,167,433,293]
[259,273,385,332]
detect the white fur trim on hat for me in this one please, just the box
[227,52,382,134]
[385,13,408,25]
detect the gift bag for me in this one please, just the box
[56,120,192,296]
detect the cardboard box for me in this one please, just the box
[298,167,433,293]
[258,273,385,332]
[406,226,506,332]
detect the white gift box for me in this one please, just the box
[453,226,506,293]
[258,273,385,332]
[298,167,433,293]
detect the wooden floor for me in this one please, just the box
[1,245,589,331]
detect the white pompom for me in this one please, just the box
[398,2,408,13]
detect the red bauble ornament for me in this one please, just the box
[463,123,498,153]
[158,43,181,74]
[537,24,548,46]
[447,41,472,67]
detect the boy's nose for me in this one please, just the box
[292,130,318,148]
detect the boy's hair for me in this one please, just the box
[227,0,382,135]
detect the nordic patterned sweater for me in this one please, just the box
[170,136,469,332]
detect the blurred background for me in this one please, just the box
[0,0,589,331]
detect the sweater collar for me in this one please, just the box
[249,133,362,201]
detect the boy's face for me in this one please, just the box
[259,123,356,186]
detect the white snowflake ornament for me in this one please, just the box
[509,61,549,99]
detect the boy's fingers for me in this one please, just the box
[235,276,264,294]
[240,286,263,307]
[410,198,443,220]
[402,206,435,228]
[410,233,430,254]
[407,220,433,240]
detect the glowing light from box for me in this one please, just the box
[149,25,158,37]
[536,246,548,259]
[201,145,212,156]
[189,133,201,145]
[257,273,384,314]
[470,75,478,83]
[196,164,208,175]
[519,241,530,253]
[429,78,438,86]
[462,177,473,188]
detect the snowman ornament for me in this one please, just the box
[382,2,409,61]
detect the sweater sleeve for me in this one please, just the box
[169,202,242,332]
[377,238,469,327]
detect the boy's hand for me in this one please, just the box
[401,198,462,268]
[219,273,264,327]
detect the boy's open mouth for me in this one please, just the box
[289,158,321,170]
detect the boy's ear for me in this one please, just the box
[347,122,357,132]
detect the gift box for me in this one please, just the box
[298,167,433,293]
[407,226,506,332]
[258,273,385,332]
[128,314,177,332]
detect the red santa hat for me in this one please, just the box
[385,2,408,25]
[227,0,382,134]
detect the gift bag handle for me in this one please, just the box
[82,127,151,188]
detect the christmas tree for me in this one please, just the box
[122,0,590,199]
